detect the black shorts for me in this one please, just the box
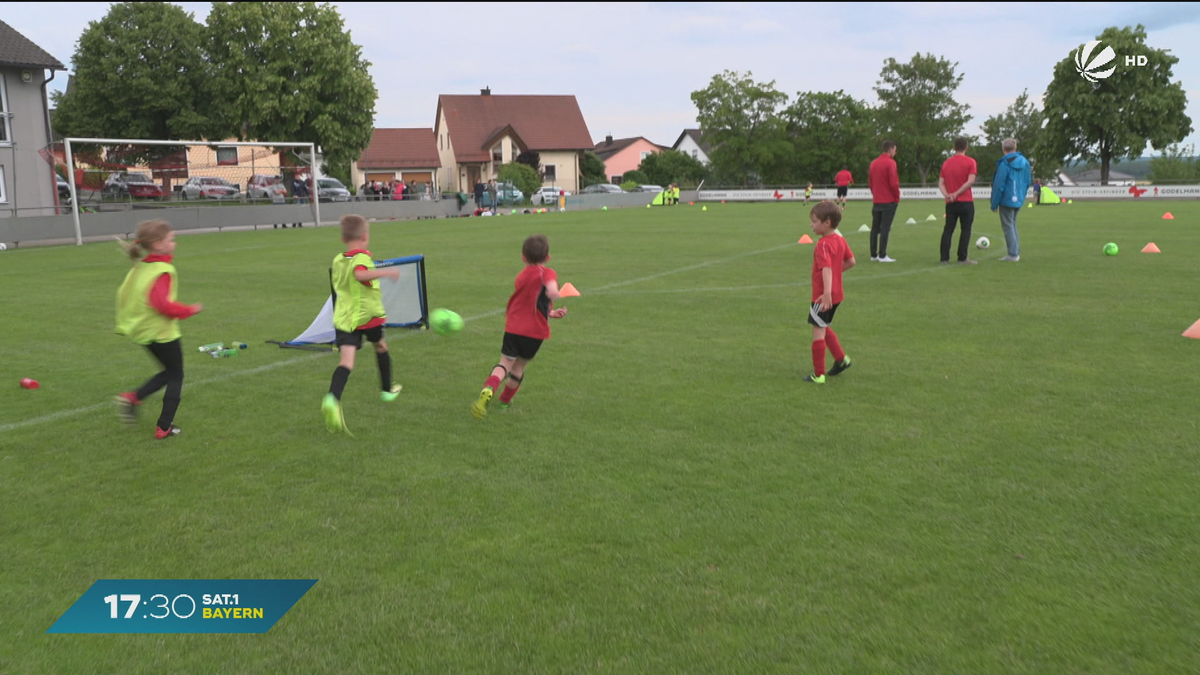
[501,332,543,361]
[836,186,849,198]
[807,302,840,328]
[335,325,384,348]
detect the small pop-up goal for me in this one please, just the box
[273,255,428,349]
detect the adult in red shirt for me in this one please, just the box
[938,137,979,264]
[834,166,853,209]
[867,140,900,262]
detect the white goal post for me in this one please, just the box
[62,137,321,245]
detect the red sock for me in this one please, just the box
[825,329,845,362]
[119,392,141,405]
[499,383,520,404]
[483,375,502,391]
[812,340,826,376]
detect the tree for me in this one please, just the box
[579,150,607,187]
[783,91,876,185]
[620,169,649,185]
[206,2,377,172]
[515,150,541,174]
[52,3,221,150]
[691,71,791,185]
[977,90,1045,182]
[873,54,971,186]
[1041,25,1191,185]
[1148,144,1200,182]
[497,162,540,203]
[637,150,709,187]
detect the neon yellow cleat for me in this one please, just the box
[321,393,346,432]
[470,387,494,419]
[381,384,403,402]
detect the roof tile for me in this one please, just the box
[438,94,592,163]
[357,128,441,169]
[0,20,65,70]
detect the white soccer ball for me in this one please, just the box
[559,207,565,213]
[976,236,990,250]
[0,243,7,251]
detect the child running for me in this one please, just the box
[114,220,203,439]
[804,182,814,204]
[321,215,402,433]
[805,201,855,384]
[471,234,568,419]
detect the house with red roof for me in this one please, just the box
[434,88,593,193]
[351,128,441,193]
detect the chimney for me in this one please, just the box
[605,134,613,144]
[481,87,491,96]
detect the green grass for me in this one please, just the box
[2,200,1199,673]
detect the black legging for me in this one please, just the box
[135,339,185,431]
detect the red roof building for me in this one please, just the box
[351,128,441,193]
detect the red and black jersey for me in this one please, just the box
[504,265,556,340]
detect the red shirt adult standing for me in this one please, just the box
[938,137,979,264]
[866,141,900,262]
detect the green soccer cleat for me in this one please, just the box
[471,387,494,419]
[381,384,403,402]
[803,373,826,384]
[497,401,511,410]
[321,393,346,433]
[827,356,852,377]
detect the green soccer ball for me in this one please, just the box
[429,308,463,336]
[1103,242,1119,256]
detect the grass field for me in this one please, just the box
[2,200,1198,674]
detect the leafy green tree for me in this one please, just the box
[579,150,607,187]
[873,54,971,186]
[976,90,1045,182]
[783,91,876,185]
[691,71,791,185]
[515,150,541,174]
[52,3,220,152]
[1148,144,1200,182]
[621,169,649,185]
[619,180,639,191]
[206,2,377,172]
[1041,25,1191,185]
[497,162,541,203]
[638,150,709,187]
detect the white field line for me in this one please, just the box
[1,241,903,433]
[590,262,975,295]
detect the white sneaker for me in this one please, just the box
[998,255,1021,262]
[870,256,879,262]
[878,256,897,263]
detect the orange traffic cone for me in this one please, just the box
[798,234,813,244]
[1183,319,1200,339]
[559,282,580,297]
[1162,212,1175,220]
[1141,242,1161,253]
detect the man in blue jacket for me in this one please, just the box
[990,138,1032,261]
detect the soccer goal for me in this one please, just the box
[60,137,323,245]
[272,255,430,350]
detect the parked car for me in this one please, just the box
[481,182,524,207]
[181,176,240,200]
[247,174,287,201]
[56,175,71,200]
[102,171,165,199]
[531,186,572,205]
[631,184,664,193]
[316,178,352,202]
[580,183,624,194]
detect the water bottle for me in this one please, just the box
[198,342,224,353]
[228,342,248,350]
[210,348,239,358]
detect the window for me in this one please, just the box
[543,164,556,181]
[0,74,10,144]
[640,151,650,160]
[215,147,239,166]
[611,175,622,184]
[492,144,503,163]
[692,150,698,159]
[0,165,6,202]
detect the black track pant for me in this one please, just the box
[135,339,184,431]
[941,201,975,262]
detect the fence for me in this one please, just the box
[698,185,1200,202]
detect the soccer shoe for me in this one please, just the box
[321,393,346,433]
[471,387,494,419]
[154,425,181,439]
[114,393,138,425]
[827,356,853,377]
[958,259,978,265]
[878,256,897,263]
[381,384,403,402]
[998,255,1020,262]
[803,373,826,384]
[497,401,511,410]
[870,256,879,262]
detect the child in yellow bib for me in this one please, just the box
[321,215,403,433]
[114,221,203,439]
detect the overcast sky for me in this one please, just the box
[8,2,1200,153]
